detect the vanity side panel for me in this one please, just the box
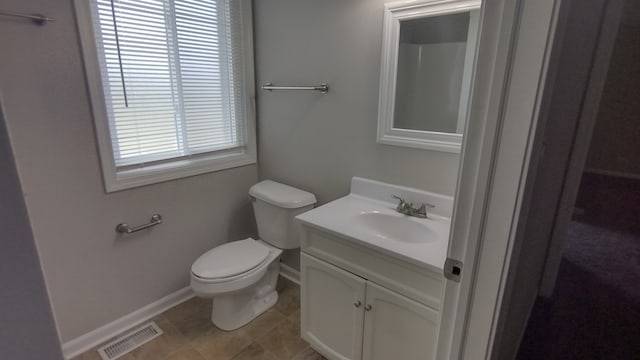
[300,226,443,310]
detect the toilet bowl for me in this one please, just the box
[191,238,282,330]
[190,180,316,330]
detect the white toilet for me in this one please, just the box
[190,180,316,331]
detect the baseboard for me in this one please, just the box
[61,286,194,359]
[279,262,300,285]
[584,168,640,181]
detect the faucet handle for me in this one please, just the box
[392,194,409,211]
[414,202,436,218]
[392,194,406,205]
[418,203,436,213]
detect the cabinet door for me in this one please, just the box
[301,253,366,360]
[362,281,439,360]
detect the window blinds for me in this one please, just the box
[90,0,246,167]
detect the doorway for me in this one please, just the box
[517,1,640,357]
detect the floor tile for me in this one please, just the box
[164,297,215,341]
[73,277,304,360]
[287,309,300,325]
[291,346,327,360]
[242,309,287,340]
[164,345,207,360]
[191,328,254,360]
[71,348,135,360]
[129,315,189,360]
[275,284,300,317]
[230,343,279,360]
[276,277,296,293]
[257,318,308,360]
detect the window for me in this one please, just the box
[76,0,256,192]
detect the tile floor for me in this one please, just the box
[73,277,326,360]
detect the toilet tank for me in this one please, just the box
[249,180,316,249]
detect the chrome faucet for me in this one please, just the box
[392,195,435,218]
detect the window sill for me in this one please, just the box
[103,149,256,193]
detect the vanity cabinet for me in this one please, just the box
[301,251,439,360]
[301,253,366,360]
[296,177,451,360]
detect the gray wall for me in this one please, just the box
[253,0,461,268]
[0,103,63,360]
[253,0,461,203]
[0,0,258,343]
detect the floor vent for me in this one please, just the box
[97,321,163,360]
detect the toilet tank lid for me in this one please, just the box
[249,180,316,209]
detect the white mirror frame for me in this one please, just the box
[377,0,480,153]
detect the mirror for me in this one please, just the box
[377,0,480,153]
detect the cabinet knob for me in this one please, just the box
[364,304,372,311]
[354,300,362,308]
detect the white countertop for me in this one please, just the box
[296,193,451,272]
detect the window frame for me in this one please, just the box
[75,0,257,192]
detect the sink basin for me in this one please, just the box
[354,212,437,244]
[295,177,453,269]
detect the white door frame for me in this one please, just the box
[436,0,564,358]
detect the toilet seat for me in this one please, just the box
[192,238,270,280]
[190,239,282,298]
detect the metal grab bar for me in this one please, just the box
[116,214,162,234]
[261,82,329,94]
[0,11,55,25]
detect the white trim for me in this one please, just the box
[377,0,481,153]
[583,167,640,181]
[61,287,194,360]
[466,0,562,355]
[436,0,562,358]
[279,262,301,285]
[107,150,256,192]
[435,0,522,356]
[463,0,562,356]
[74,0,257,193]
[456,10,480,134]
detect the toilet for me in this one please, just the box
[190,180,316,331]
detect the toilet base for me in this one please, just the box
[211,259,280,331]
